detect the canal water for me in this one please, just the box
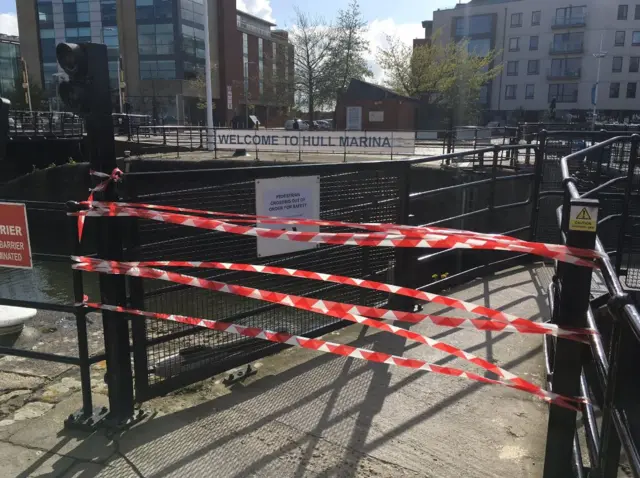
[0,260,100,306]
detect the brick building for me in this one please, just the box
[335,79,419,131]
[16,0,294,125]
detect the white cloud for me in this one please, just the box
[365,18,424,84]
[0,13,18,36]
[237,0,275,24]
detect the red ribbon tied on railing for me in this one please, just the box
[78,168,123,241]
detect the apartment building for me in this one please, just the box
[432,0,640,121]
[16,0,294,125]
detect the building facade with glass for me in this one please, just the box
[432,0,640,121]
[16,0,294,124]
[0,35,21,101]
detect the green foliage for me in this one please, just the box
[328,0,373,94]
[377,31,502,125]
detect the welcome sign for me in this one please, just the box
[214,130,415,154]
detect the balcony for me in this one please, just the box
[549,43,584,55]
[546,68,582,80]
[551,14,587,29]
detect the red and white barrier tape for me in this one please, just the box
[73,258,587,409]
[72,256,595,343]
[74,205,599,267]
[78,169,123,240]
[82,200,535,244]
[79,298,584,411]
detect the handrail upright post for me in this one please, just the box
[543,196,599,478]
[529,130,547,241]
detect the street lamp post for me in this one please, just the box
[592,32,607,130]
[20,58,32,113]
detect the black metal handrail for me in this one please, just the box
[544,131,640,477]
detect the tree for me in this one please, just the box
[8,76,46,111]
[186,66,218,110]
[329,0,372,94]
[377,32,502,125]
[290,7,337,121]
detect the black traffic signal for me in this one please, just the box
[56,42,111,116]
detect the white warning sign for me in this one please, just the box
[255,176,320,257]
[569,205,598,232]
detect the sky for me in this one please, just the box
[0,0,462,81]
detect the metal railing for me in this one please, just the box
[8,110,84,139]
[542,132,640,478]
[121,125,520,161]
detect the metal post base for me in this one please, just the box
[64,406,110,432]
[64,407,146,432]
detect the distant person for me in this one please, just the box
[293,119,300,131]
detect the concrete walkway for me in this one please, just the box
[0,263,553,478]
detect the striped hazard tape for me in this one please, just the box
[82,200,537,244]
[72,257,595,343]
[74,257,586,410]
[74,204,599,267]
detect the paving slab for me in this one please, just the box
[5,393,115,463]
[0,441,76,478]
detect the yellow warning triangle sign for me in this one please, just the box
[576,208,591,220]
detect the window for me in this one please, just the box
[243,33,249,91]
[258,38,264,96]
[272,42,277,86]
[102,27,119,49]
[65,27,91,42]
[628,82,637,98]
[505,85,517,99]
[139,59,176,80]
[479,85,489,104]
[631,57,640,72]
[509,37,519,51]
[507,60,519,76]
[552,32,584,53]
[548,83,578,102]
[454,14,493,36]
[525,84,535,99]
[636,4,640,19]
[633,31,640,45]
[63,1,90,23]
[613,56,623,72]
[550,58,582,77]
[37,3,53,25]
[527,60,539,75]
[555,6,586,26]
[181,0,205,26]
[531,11,541,26]
[136,0,173,21]
[138,24,174,55]
[616,31,626,46]
[467,38,491,56]
[610,82,621,98]
[529,36,539,51]
[181,24,205,59]
[618,4,629,20]
[511,13,522,27]
[101,3,117,25]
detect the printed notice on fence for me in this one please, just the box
[214,130,415,154]
[0,202,32,269]
[255,176,320,258]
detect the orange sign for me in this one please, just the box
[0,203,32,269]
